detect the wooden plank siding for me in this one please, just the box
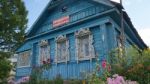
[16,0,147,80]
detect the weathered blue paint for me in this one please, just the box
[16,0,147,80]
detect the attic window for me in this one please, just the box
[61,6,67,12]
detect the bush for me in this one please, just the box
[111,47,150,84]
[68,79,82,84]
[53,75,63,84]
[38,80,54,84]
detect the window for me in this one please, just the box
[75,28,95,62]
[61,6,67,12]
[17,50,31,67]
[78,35,90,57]
[39,40,50,65]
[55,35,69,63]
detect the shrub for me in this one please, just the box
[110,47,150,84]
[67,79,82,84]
[53,75,63,84]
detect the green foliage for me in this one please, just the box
[38,80,54,84]
[67,79,82,84]
[0,51,12,83]
[87,56,111,84]
[0,0,28,50]
[53,75,63,84]
[28,66,44,84]
[0,0,27,82]
[88,73,105,84]
[28,64,52,84]
[110,46,150,84]
[0,59,12,78]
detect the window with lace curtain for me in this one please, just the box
[39,40,50,65]
[17,50,31,67]
[78,35,90,58]
[75,28,95,61]
[55,35,69,63]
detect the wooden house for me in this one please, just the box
[16,0,147,80]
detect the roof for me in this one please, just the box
[25,0,148,49]
[26,0,115,36]
[111,1,148,49]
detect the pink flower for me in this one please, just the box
[114,75,125,84]
[102,60,106,69]
[107,78,115,84]
[47,58,50,64]
[43,60,46,64]
[107,65,111,72]
[17,76,30,84]
[47,58,50,62]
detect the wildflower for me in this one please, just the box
[97,66,100,71]
[102,60,106,69]
[47,58,50,62]
[107,78,114,84]
[147,66,150,71]
[47,58,50,64]
[107,65,111,72]
[138,64,143,68]
[43,60,46,64]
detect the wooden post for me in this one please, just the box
[82,80,86,84]
[120,0,125,57]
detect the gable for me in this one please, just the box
[26,0,113,37]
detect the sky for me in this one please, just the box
[24,0,150,47]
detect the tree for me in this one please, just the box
[0,0,28,83]
[111,47,150,84]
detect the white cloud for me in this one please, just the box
[110,0,120,3]
[137,28,150,48]
[111,0,132,6]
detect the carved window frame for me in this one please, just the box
[75,28,95,63]
[55,35,69,64]
[39,40,50,65]
[17,50,31,68]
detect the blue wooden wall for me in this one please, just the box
[16,0,145,80]
[28,0,110,36]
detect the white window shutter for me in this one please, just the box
[66,39,70,63]
[55,39,58,65]
[38,46,41,65]
[75,37,79,63]
[90,34,95,60]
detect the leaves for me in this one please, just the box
[0,58,12,79]
[110,47,150,84]
[0,0,27,82]
[0,0,27,51]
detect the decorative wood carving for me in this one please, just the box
[40,40,48,47]
[75,28,95,63]
[75,28,91,38]
[55,35,69,64]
